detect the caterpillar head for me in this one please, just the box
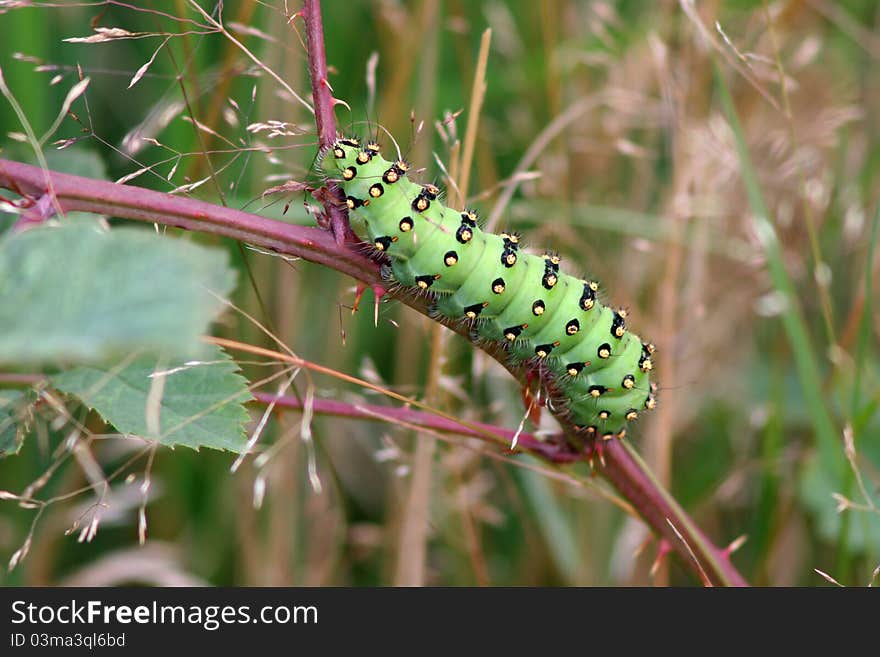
[325,138,409,190]
[324,138,363,173]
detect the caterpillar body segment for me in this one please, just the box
[323,139,654,438]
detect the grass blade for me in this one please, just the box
[714,62,843,479]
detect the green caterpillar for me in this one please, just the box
[322,137,656,441]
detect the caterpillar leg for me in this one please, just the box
[352,282,388,314]
[520,370,544,426]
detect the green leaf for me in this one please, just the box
[45,149,108,181]
[51,344,253,452]
[0,221,236,365]
[0,147,108,182]
[0,390,31,458]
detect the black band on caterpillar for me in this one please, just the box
[322,138,656,437]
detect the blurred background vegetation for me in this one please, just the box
[0,0,878,586]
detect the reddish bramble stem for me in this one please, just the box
[252,392,580,464]
[0,4,748,586]
[302,0,351,245]
[302,0,333,150]
[0,157,745,586]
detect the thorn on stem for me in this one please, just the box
[724,534,748,557]
[352,282,369,314]
[373,286,384,328]
[650,539,673,578]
